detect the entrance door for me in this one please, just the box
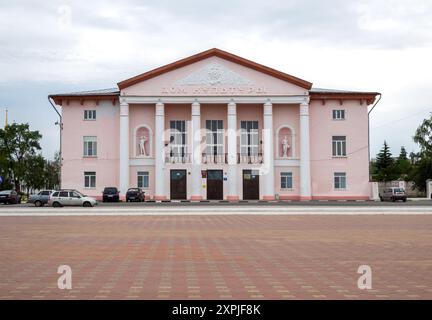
[207,170,223,200]
[243,170,259,200]
[170,169,187,200]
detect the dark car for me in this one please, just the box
[126,188,145,202]
[0,190,22,204]
[102,187,120,202]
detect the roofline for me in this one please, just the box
[48,94,119,106]
[310,91,380,105]
[117,48,313,90]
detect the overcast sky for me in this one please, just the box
[1,0,431,159]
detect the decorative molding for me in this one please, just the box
[175,62,255,86]
[274,159,300,167]
[122,95,308,104]
[129,158,155,166]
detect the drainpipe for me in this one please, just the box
[48,96,62,189]
[367,93,382,181]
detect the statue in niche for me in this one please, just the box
[281,135,290,158]
[138,135,148,156]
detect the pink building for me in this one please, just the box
[50,48,379,201]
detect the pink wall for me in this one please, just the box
[309,99,370,199]
[61,99,119,197]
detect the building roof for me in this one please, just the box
[310,87,379,95]
[49,88,119,97]
[117,48,313,90]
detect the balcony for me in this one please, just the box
[165,153,191,164]
[237,153,263,164]
[164,152,264,164]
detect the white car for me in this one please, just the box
[48,190,98,207]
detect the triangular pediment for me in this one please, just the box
[118,48,312,93]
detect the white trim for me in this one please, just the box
[274,159,300,166]
[133,124,153,158]
[129,158,155,166]
[122,95,307,105]
[275,124,296,159]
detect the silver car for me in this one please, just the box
[48,190,98,207]
[380,187,407,202]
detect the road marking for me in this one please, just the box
[0,205,431,216]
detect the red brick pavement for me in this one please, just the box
[0,214,431,299]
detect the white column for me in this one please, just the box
[119,101,129,196]
[155,101,166,200]
[263,100,275,200]
[227,100,239,201]
[191,100,202,200]
[300,99,312,200]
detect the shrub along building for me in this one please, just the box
[49,48,379,201]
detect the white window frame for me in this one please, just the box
[240,121,259,156]
[137,171,149,189]
[169,120,187,157]
[332,136,346,157]
[334,172,347,190]
[332,109,345,120]
[84,171,96,188]
[83,136,97,157]
[280,172,293,189]
[84,110,96,121]
[205,120,224,155]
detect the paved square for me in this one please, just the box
[1,213,431,299]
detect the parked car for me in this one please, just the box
[28,190,55,207]
[48,189,98,207]
[0,190,21,204]
[102,187,120,202]
[126,188,145,202]
[380,187,407,202]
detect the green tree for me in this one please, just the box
[374,141,398,182]
[0,123,42,193]
[43,152,60,190]
[410,113,432,192]
[413,113,432,154]
[23,154,45,195]
[395,146,412,179]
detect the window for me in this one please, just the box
[205,120,224,155]
[332,136,346,157]
[59,191,69,197]
[70,191,81,198]
[83,136,97,157]
[40,191,50,196]
[280,172,293,189]
[52,191,59,197]
[334,172,346,190]
[332,109,345,120]
[169,120,186,156]
[137,171,149,188]
[240,121,259,156]
[84,110,96,120]
[84,171,96,188]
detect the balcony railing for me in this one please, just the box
[238,153,263,164]
[165,153,191,164]
[164,153,264,164]
[202,153,227,164]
